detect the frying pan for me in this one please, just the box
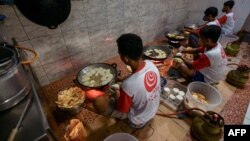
[165,32,186,42]
[184,24,198,30]
[143,45,172,60]
[74,63,118,88]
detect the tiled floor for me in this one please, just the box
[243,104,250,124]
[242,34,250,125]
[220,34,250,125]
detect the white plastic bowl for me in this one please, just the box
[185,82,222,111]
[104,133,138,141]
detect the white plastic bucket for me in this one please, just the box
[104,133,138,141]
[186,82,222,111]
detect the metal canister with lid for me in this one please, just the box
[0,46,30,111]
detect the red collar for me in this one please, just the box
[134,61,146,73]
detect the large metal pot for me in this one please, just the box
[0,47,30,111]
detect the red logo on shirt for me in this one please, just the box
[144,71,158,93]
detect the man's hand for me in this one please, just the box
[179,39,189,47]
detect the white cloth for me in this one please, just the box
[121,60,161,127]
[200,43,227,83]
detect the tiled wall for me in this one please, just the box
[1,0,249,86]
[0,0,191,86]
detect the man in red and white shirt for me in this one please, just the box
[178,25,227,84]
[116,60,161,128]
[94,33,161,128]
[184,7,221,49]
[185,7,221,36]
[218,0,236,36]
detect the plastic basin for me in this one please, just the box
[104,133,138,141]
[185,82,222,111]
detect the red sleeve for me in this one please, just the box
[192,54,210,70]
[218,15,227,24]
[197,46,205,53]
[194,28,201,36]
[116,88,132,113]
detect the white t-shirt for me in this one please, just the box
[120,60,161,127]
[200,43,227,83]
[207,19,221,27]
[219,12,236,36]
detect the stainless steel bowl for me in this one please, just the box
[56,87,85,115]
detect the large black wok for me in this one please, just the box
[74,63,118,89]
[143,45,172,60]
[14,0,71,29]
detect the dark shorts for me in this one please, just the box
[192,71,205,82]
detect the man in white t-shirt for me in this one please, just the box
[218,0,236,36]
[94,33,161,128]
[177,25,227,84]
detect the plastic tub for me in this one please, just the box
[185,82,222,111]
[104,133,138,141]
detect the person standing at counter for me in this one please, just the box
[218,0,236,37]
[94,33,161,128]
[176,25,227,84]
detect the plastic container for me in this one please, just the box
[176,95,184,105]
[185,82,222,111]
[162,87,170,98]
[104,133,138,141]
[160,80,187,111]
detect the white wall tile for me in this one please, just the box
[124,18,142,35]
[108,21,125,43]
[60,1,87,32]
[30,34,69,65]
[85,11,108,28]
[107,0,124,23]
[43,57,73,82]
[62,25,91,56]
[83,0,106,14]
[70,51,93,72]
[88,25,109,50]
[88,25,110,62]
[124,0,140,19]
[0,6,28,42]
